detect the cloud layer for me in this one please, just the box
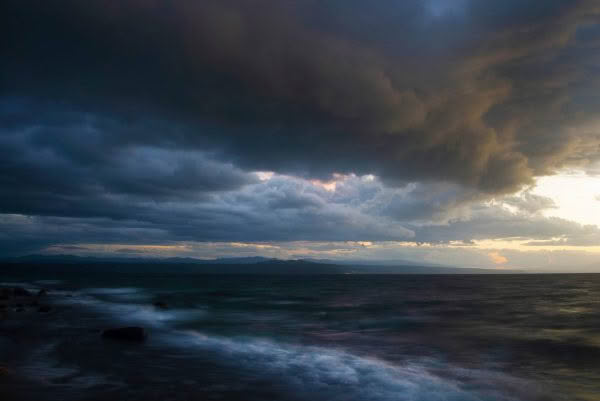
[2,0,600,192]
[1,1,600,264]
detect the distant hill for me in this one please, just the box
[0,254,521,274]
[2,254,276,265]
[299,257,450,267]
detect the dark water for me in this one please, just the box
[1,273,600,400]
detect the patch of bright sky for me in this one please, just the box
[531,170,600,227]
[255,171,274,181]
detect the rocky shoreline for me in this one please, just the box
[0,283,160,401]
[0,286,52,316]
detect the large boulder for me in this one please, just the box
[0,288,10,300]
[13,287,32,297]
[102,327,147,342]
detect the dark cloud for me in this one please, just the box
[0,106,257,219]
[1,1,600,256]
[2,0,600,194]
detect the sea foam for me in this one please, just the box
[156,330,545,401]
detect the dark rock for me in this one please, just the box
[153,301,168,309]
[13,287,32,297]
[102,327,147,342]
[15,307,25,312]
[0,366,10,376]
[38,305,52,313]
[37,289,48,297]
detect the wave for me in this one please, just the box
[82,287,151,301]
[157,330,549,401]
[58,286,557,401]
[58,291,205,328]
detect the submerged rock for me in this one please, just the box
[153,301,168,309]
[102,327,147,342]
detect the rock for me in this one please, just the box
[13,287,32,297]
[38,305,52,313]
[102,327,147,342]
[37,289,48,297]
[0,366,10,376]
[0,288,12,299]
[15,307,25,312]
[153,301,168,309]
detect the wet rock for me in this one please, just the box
[153,301,168,309]
[102,327,147,342]
[38,305,52,313]
[13,287,32,297]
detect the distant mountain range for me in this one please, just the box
[0,254,522,274]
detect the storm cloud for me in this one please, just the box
[1,1,600,259]
[2,0,600,192]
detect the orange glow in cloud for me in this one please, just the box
[310,173,350,192]
[488,251,508,265]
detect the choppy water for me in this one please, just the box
[2,273,600,400]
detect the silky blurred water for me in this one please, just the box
[2,273,600,400]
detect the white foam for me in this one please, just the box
[83,287,141,295]
[158,331,534,401]
[58,292,205,328]
[82,287,151,301]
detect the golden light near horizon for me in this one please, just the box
[532,170,600,227]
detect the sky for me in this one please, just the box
[1,0,600,271]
